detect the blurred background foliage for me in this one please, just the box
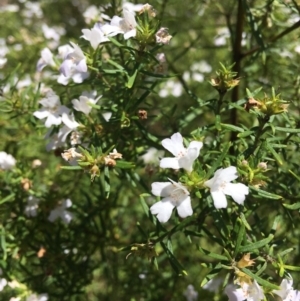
[0,0,300,300]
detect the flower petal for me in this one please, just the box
[151,182,173,197]
[218,166,238,182]
[176,196,193,218]
[187,141,203,157]
[33,109,49,120]
[225,285,245,301]
[211,190,228,208]
[161,132,184,156]
[160,157,180,169]
[223,183,249,205]
[150,200,175,223]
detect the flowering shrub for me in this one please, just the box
[0,1,300,300]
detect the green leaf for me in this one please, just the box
[283,202,300,210]
[288,169,300,182]
[256,261,267,276]
[221,123,244,132]
[275,127,300,133]
[160,241,188,276]
[266,144,283,165]
[139,194,151,216]
[116,160,135,169]
[198,246,228,261]
[108,37,124,47]
[102,69,125,74]
[277,248,294,257]
[283,265,300,271]
[239,234,274,252]
[241,268,280,290]
[0,193,15,205]
[234,219,245,257]
[60,166,82,170]
[240,213,252,231]
[237,130,254,138]
[126,69,138,88]
[106,59,126,71]
[0,227,7,260]
[215,115,221,131]
[250,186,282,200]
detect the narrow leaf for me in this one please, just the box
[239,234,274,252]
[275,127,300,133]
[267,144,283,165]
[0,193,15,205]
[234,219,245,257]
[283,202,300,210]
[221,123,244,132]
[250,186,282,200]
[241,268,280,290]
[198,246,228,261]
[126,69,138,88]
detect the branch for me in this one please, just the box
[242,20,300,58]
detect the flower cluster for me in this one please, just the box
[149,132,249,223]
[225,277,300,301]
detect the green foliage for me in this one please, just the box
[0,0,300,300]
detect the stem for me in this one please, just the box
[230,0,244,125]
[229,0,244,153]
[216,91,226,115]
[245,115,269,159]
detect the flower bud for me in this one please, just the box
[257,162,267,170]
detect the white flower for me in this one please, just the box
[81,23,110,50]
[72,91,102,115]
[0,151,16,170]
[59,42,88,78]
[110,7,137,39]
[140,147,164,165]
[26,293,48,301]
[203,277,223,293]
[45,121,78,152]
[205,166,249,209]
[48,199,73,224]
[122,1,144,11]
[36,47,56,71]
[45,112,79,151]
[42,24,65,41]
[214,27,230,46]
[225,281,264,301]
[0,278,7,291]
[158,79,183,97]
[160,132,203,172]
[225,284,245,301]
[33,90,70,128]
[61,112,80,129]
[273,278,297,301]
[0,268,7,292]
[183,284,198,301]
[83,5,101,24]
[150,179,193,223]
[25,196,40,217]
